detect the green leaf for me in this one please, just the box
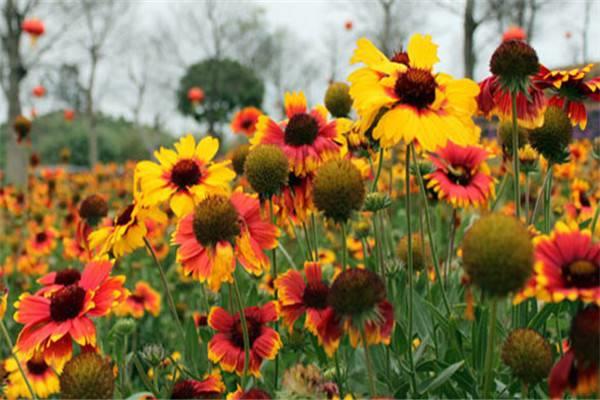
[528,303,560,330]
[419,360,465,394]
[184,318,203,375]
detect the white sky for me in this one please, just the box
[3,0,599,137]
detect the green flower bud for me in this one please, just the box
[501,328,553,385]
[363,192,392,212]
[231,143,250,176]
[462,214,533,297]
[245,144,289,198]
[324,82,352,118]
[529,106,573,163]
[60,352,114,399]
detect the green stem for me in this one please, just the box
[340,221,348,270]
[483,299,498,399]
[521,382,528,399]
[143,237,185,346]
[232,277,251,388]
[405,145,417,395]
[410,145,452,317]
[491,173,509,212]
[360,326,377,397]
[511,91,521,219]
[591,200,600,235]
[528,165,552,225]
[524,173,530,223]
[301,221,316,261]
[334,351,344,396]
[269,197,279,391]
[371,147,385,192]
[544,165,554,233]
[0,320,37,399]
[444,208,457,287]
[374,212,385,276]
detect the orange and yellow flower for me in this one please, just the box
[348,34,480,150]
[516,222,599,304]
[537,63,600,129]
[3,351,60,399]
[425,141,495,208]
[14,260,126,370]
[116,281,161,318]
[231,107,262,136]
[207,301,282,377]
[251,92,340,177]
[26,226,59,256]
[135,134,235,217]
[89,201,167,258]
[173,192,278,291]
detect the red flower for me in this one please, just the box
[536,63,600,129]
[478,75,546,129]
[251,92,340,177]
[187,87,204,104]
[425,141,495,208]
[274,261,330,335]
[516,222,599,305]
[207,302,281,377]
[14,260,126,370]
[173,192,278,292]
[231,107,262,136]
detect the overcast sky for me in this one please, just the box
[3,0,599,137]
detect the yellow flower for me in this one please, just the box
[4,351,60,399]
[89,201,167,258]
[348,34,480,150]
[0,284,7,319]
[135,134,235,217]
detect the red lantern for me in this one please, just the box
[21,18,45,45]
[32,85,45,98]
[64,109,75,122]
[344,20,353,31]
[187,87,204,105]
[502,26,526,42]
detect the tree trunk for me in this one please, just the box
[463,0,477,79]
[3,0,27,187]
[87,52,98,168]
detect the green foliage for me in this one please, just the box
[176,58,264,131]
[0,111,172,167]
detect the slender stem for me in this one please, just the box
[483,299,498,399]
[143,237,185,344]
[544,165,554,233]
[591,200,600,235]
[334,351,344,396]
[301,221,315,261]
[340,221,348,270]
[410,145,452,316]
[444,208,457,287]
[268,197,279,390]
[0,320,37,399]
[370,147,385,192]
[405,145,417,394]
[490,173,509,212]
[511,91,521,219]
[521,382,528,399]
[231,277,251,388]
[529,166,553,225]
[524,173,530,222]
[311,213,319,260]
[360,326,377,397]
[374,212,384,276]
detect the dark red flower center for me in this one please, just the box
[302,281,330,310]
[116,204,135,226]
[54,269,82,286]
[50,285,86,322]
[35,231,48,243]
[171,379,221,399]
[563,260,599,288]
[26,358,49,376]
[284,114,319,146]
[231,315,262,348]
[129,294,145,304]
[391,51,409,65]
[395,68,437,109]
[241,118,254,130]
[447,165,472,186]
[171,159,201,191]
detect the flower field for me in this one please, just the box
[1,27,599,400]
